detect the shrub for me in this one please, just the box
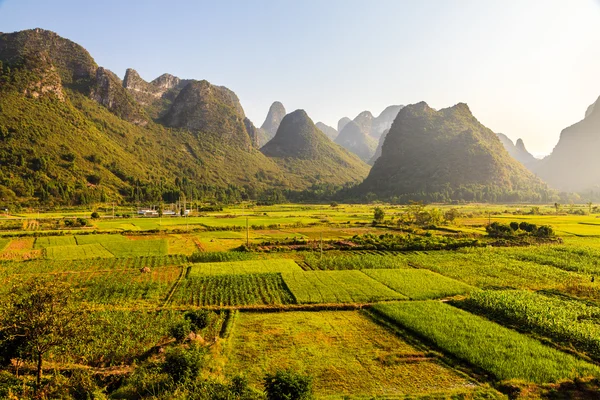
[162,346,204,384]
[91,212,100,219]
[184,310,213,332]
[264,369,313,400]
[169,320,192,342]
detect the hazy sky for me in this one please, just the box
[1,0,599,156]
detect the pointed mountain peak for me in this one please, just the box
[338,117,351,133]
[261,110,370,186]
[123,68,148,90]
[515,138,527,152]
[260,101,287,140]
[151,73,182,90]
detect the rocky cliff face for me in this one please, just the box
[260,101,286,141]
[91,67,148,125]
[315,122,338,140]
[586,96,599,119]
[161,80,253,149]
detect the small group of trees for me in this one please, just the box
[373,202,461,227]
[486,221,554,238]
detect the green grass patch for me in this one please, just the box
[281,270,406,304]
[226,311,485,397]
[363,269,475,300]
[189,259,303,276]
[372,301,600,383]
[171,273,295,307]
[45,243,115,260]
[0,238,10,252]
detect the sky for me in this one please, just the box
[0,0,599,156]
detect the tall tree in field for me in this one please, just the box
[0,280,89,391]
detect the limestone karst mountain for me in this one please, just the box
[358,102,550,202]
[335,106,403,162]
[315,122,338,140]
[534,96,600,192]
[261,110,370,187]
[337,117,351,133]
[0,28,298,204]
[260,101,286,141]
[496,133,538,169]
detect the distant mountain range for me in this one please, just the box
[0,28,595,205]
[0,29,365,205]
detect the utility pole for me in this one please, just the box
[112,202,115,219]
[246,216,249,247]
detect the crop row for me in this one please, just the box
[171,273,295,306]
[0,254,188,274]
[303,253,411,270]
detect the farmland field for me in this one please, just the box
[171,273,295,307]
[372,301,600,383]
[189,259,303,276]
[363,268,475,299]
[462,290,600,360]
[45,243,115,260]
[226,311,491,397]
[5,203,600,398]
[281,270,407,303]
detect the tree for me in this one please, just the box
[0,280,89,391]
[373,207,385,224]
[264,369,313,400]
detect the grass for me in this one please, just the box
[372,301,600,383]
[281,270,406,304]
[226,311,484,397]
[462,290,600,360]
[0,238,10,252]
[171,273,295,307]
[363,269,475,300]
[189,259,303,276]
[45,243,115,260]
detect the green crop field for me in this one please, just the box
[102,239,168,258]
[189,259,303,276]
[372,301,600,383]
[45,243,116,260]
[304,252,411,270]
[363,269,475,299]
[226,311,491,398]
[35,235,77,248]
[462,290,600,360]
[75,234,128,245]
[281,270,406,304]
[171,273,295,307]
